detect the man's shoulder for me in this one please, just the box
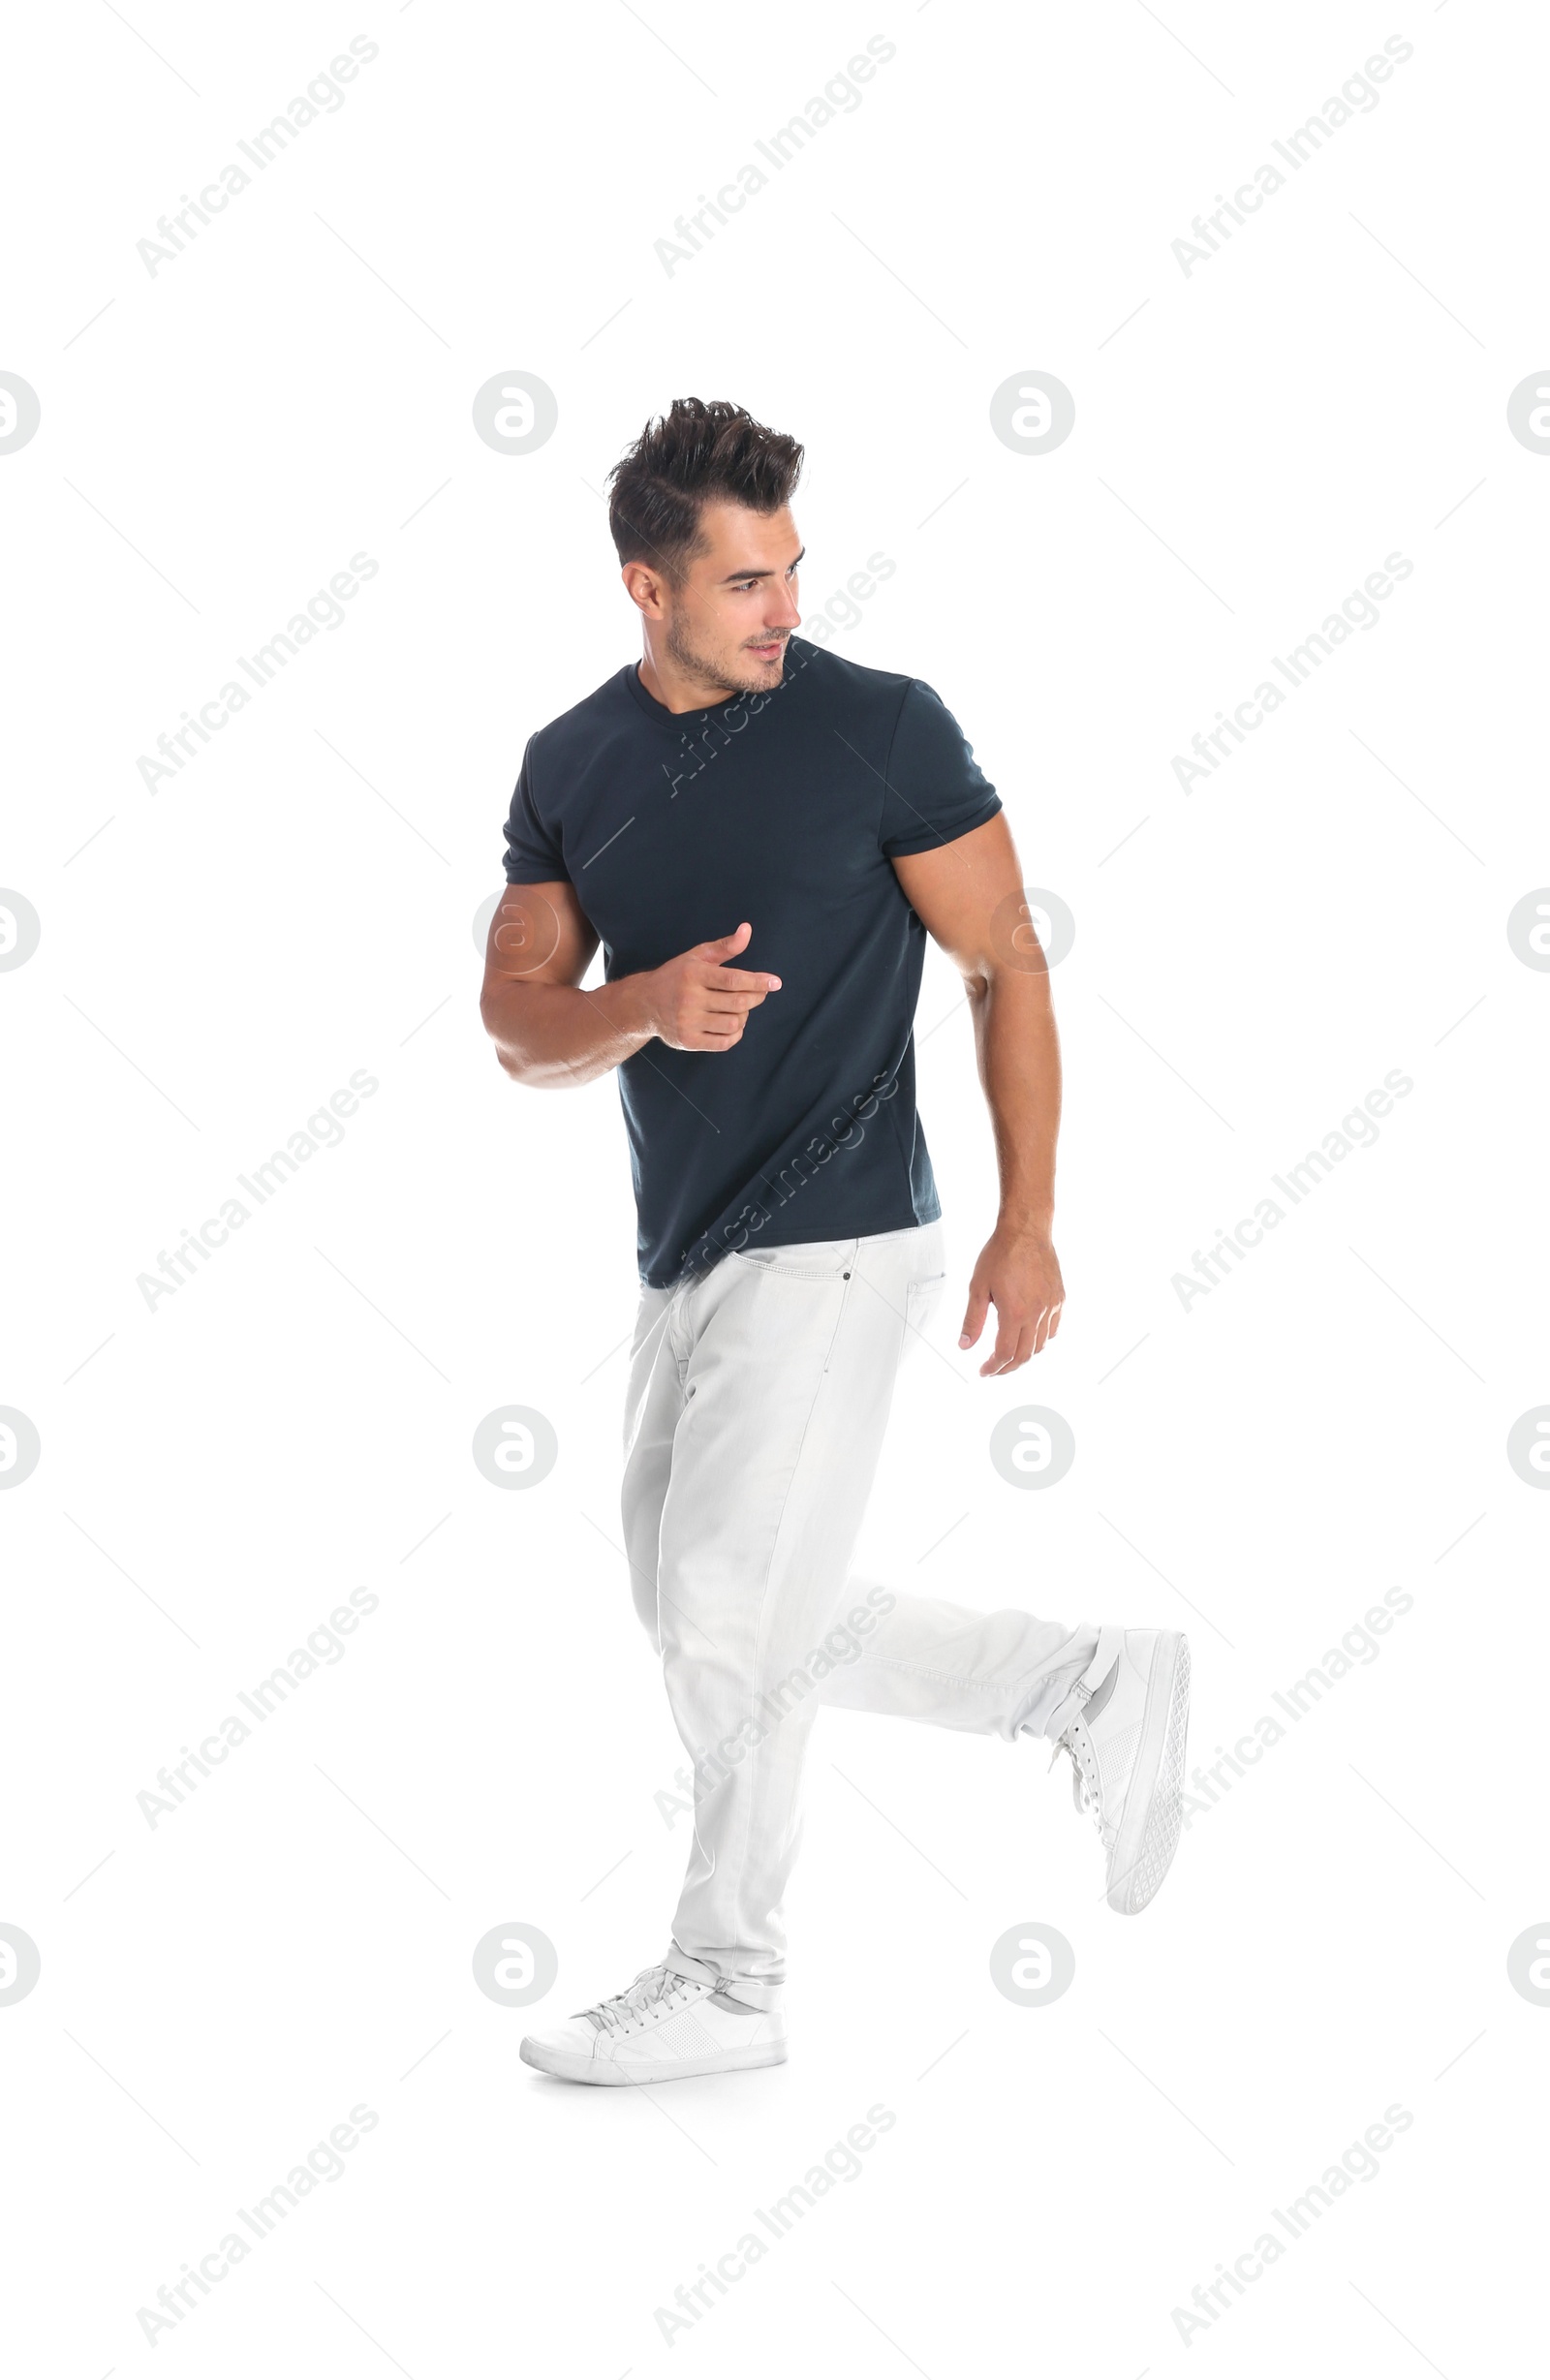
[526,665,634,760]
[787,635,916,709]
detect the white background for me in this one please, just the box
[3,0,1546,2371]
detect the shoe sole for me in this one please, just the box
[518,2038,789,2086]
[1107,1633,1191,1915]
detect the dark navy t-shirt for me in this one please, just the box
[502,635,1001,1286]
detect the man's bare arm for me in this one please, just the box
[891,814,1064,1375]
[479,881,781,1087]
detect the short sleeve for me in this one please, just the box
[502,737,571,883]
[878,680,1001,858]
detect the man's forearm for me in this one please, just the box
[969,967,1062,1233]
[482,972,656,1087]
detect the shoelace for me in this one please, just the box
[1049,1720,1110,1839]
[581,1963,698,2037]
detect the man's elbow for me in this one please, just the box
[484,1031,546,1087]
[961,952,1000,1005]
[480,1009,575,1090]
[981,938,1051,995]
[480,988,529,1083]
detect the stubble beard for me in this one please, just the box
[665,608,787,700]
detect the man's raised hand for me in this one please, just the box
[639,921,781,1052]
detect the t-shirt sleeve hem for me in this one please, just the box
[881,788,1002,858]
[502,865,574,885]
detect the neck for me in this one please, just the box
[636,645,738,715]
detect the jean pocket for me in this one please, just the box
[904,1270,948,1338]
[728,1237,860,1283]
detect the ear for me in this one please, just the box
[621,561,666,618]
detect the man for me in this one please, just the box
[480,398,1189,2087]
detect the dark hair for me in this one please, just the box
[606,398,804,581]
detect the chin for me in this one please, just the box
[701,645,788,699]
[741,647,788,683]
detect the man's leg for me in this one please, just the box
[811,1267,1098,1737]
[797,1264,1190,1917]
[812,1581,1096,1736]
[647,1221,1100,2009]
[621,1259,1095,1738]
[619,1281,681,1642]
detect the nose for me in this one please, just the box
[765,579,800,632]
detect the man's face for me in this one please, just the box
[656,502,803,696]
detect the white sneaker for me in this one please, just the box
[519,1959,789,2086]
[1045,1628,1191,1913]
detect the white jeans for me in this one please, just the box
[620,1221,1099,2010]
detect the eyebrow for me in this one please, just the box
[719,546,805,584]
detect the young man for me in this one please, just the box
[480,398,1189,2087]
